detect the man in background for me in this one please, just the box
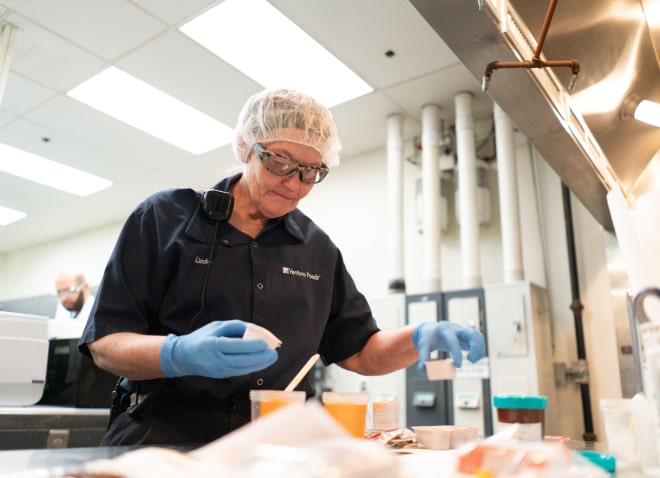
[49,270,95,339]
[41,270,116,407]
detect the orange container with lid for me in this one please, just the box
[493,394,548,441]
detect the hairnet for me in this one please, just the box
[233,88,341,167]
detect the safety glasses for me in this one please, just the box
[253,143,329,184]
[54,283,83,297]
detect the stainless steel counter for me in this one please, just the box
[0,406,109,450]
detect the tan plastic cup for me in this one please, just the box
[322,391,369,438]
[249,390,306,420]
[412,425,452,450]
[372,399,399,430]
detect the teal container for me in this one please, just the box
[493,395,548,410]
[493,394,548,440]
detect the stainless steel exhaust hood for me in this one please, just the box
[410,0,660,232]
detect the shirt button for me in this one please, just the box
[257,283,264,290]
[256,378,264,386]
[222,239,230,244]
[252,241,258,247]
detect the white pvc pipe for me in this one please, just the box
[421,104,442,292]
[494,103,524,283]
[454,92,481,288]
[386,113,405,293]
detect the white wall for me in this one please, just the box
[0,224,121,301]
[0,131,624,441]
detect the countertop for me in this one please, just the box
[0,442,652,477]
[0,405,110,450]
[0,445,195,476]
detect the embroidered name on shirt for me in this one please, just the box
[282,267,320,281]
[195,256,212,265]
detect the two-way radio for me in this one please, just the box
[202,189,234,222]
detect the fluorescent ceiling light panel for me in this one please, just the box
[0,205,26,226]
[68,67,233,154]
[634,99,660,127]
[179,0,372,108]
[0,143,113,196]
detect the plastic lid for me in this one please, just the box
[576,451,616,472]
[493,395,548,409]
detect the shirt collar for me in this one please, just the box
[185,173,304,243]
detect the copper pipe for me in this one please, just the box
[481,0,580,91]
[533,0,558,61]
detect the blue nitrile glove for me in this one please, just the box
[412,322,485,373]
[160,320,278,378]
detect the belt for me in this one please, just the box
[129,393,149,406]
[129,392,239,411]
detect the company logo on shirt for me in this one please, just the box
[195,256,212,265]
[282,267,320,281]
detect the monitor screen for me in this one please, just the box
[38,338,118,408]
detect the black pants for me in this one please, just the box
[102,394,250,446]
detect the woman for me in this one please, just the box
[79,88,485,446]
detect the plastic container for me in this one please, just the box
[493,394,548,441]
[410,425,478,450]
[424,359,456,380]
[322,392,369,438]
[372,399,399,430]
[243,323,282,349]
[411,425,452,450]
[600,398,640,470]
[249,390,306,420]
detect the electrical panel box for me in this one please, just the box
[405,289,492,436]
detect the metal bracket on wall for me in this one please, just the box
[554,359,590,386]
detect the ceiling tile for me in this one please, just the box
[271,0,459,89]
[2,0,168,60]
[24,95,197,169]
[130,0,221,25]
[5,12,105,90]
[116,30,261,126]
[1,72,56,115]
[0,109,15,128]
[384,64,492,122]
[331,91,412,154]
[0,117,147,182]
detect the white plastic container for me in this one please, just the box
[600,398,640,470]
